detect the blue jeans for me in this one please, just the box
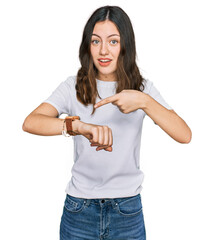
[60,193,146,240]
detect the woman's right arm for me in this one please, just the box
[22,102,81,136]
[22,102,113,151]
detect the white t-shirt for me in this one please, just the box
[44,76,172,199]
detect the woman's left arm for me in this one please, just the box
[141,92,192,143]
[94,89,192,144]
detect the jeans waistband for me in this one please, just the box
[67,193,141,208]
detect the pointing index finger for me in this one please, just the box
[94,95,117,108]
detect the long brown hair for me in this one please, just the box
[76,5,146,115]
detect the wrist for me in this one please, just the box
[140,92,150,110]
[62,116,82,136]
[72,119,83,135]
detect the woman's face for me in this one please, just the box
[90,20,121,81]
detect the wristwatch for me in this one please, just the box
[64,116,80,136]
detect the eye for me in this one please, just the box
[110,40,118,45]
[91,39,100,45]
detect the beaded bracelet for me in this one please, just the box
[62,119,71,137]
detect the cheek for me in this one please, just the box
[114,53,120,63]
[114,47,120,59]
[90,46,97,59]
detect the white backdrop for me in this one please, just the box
[0,0,213,239]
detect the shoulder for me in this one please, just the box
[142,78,154,94]
[50,75,77,95]
[58,75,77,93]
[64,75,77,87]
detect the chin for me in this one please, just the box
[97,68,116,76]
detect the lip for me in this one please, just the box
[98,58,112,67]
[98,58,112,61]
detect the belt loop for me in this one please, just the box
[85,199,91,207]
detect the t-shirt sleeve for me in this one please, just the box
[43,77,72,116]
[143,79,173,111]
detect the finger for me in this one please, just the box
[108,128,113,147]
[99,127,111,150]
[96,146,103,151]
[90,143,106,147]
[91,127,99,143]
[94,95,117,108]
[90,143,99,146]
[98,127,104,145]
[104,146,113,152]
[96,146,112,151]
[90,128,106,147]
[91,143,105,150]
[103,126,109,146]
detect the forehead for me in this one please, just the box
[92,20,120,36]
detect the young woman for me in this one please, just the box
[22,5,192,240]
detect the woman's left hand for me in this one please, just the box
[94,90,144,114]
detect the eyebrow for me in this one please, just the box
[91,33,120,38]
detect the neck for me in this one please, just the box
[97,73,117,82]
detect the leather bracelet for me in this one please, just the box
[65,116,80,136]
[62,120,70,137]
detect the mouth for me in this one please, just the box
[98,58,112,66]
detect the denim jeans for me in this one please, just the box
[60,193,146,240]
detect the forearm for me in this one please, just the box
[22,113,82,136]
[141,93,192,143]
[22,113,64,136]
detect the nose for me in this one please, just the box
[100,42,109,55]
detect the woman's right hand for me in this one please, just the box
[77,121,113,152]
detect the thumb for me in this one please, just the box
[104,146,113,152]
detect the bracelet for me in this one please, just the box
[62,119,71,137]
[65,116,80,136]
